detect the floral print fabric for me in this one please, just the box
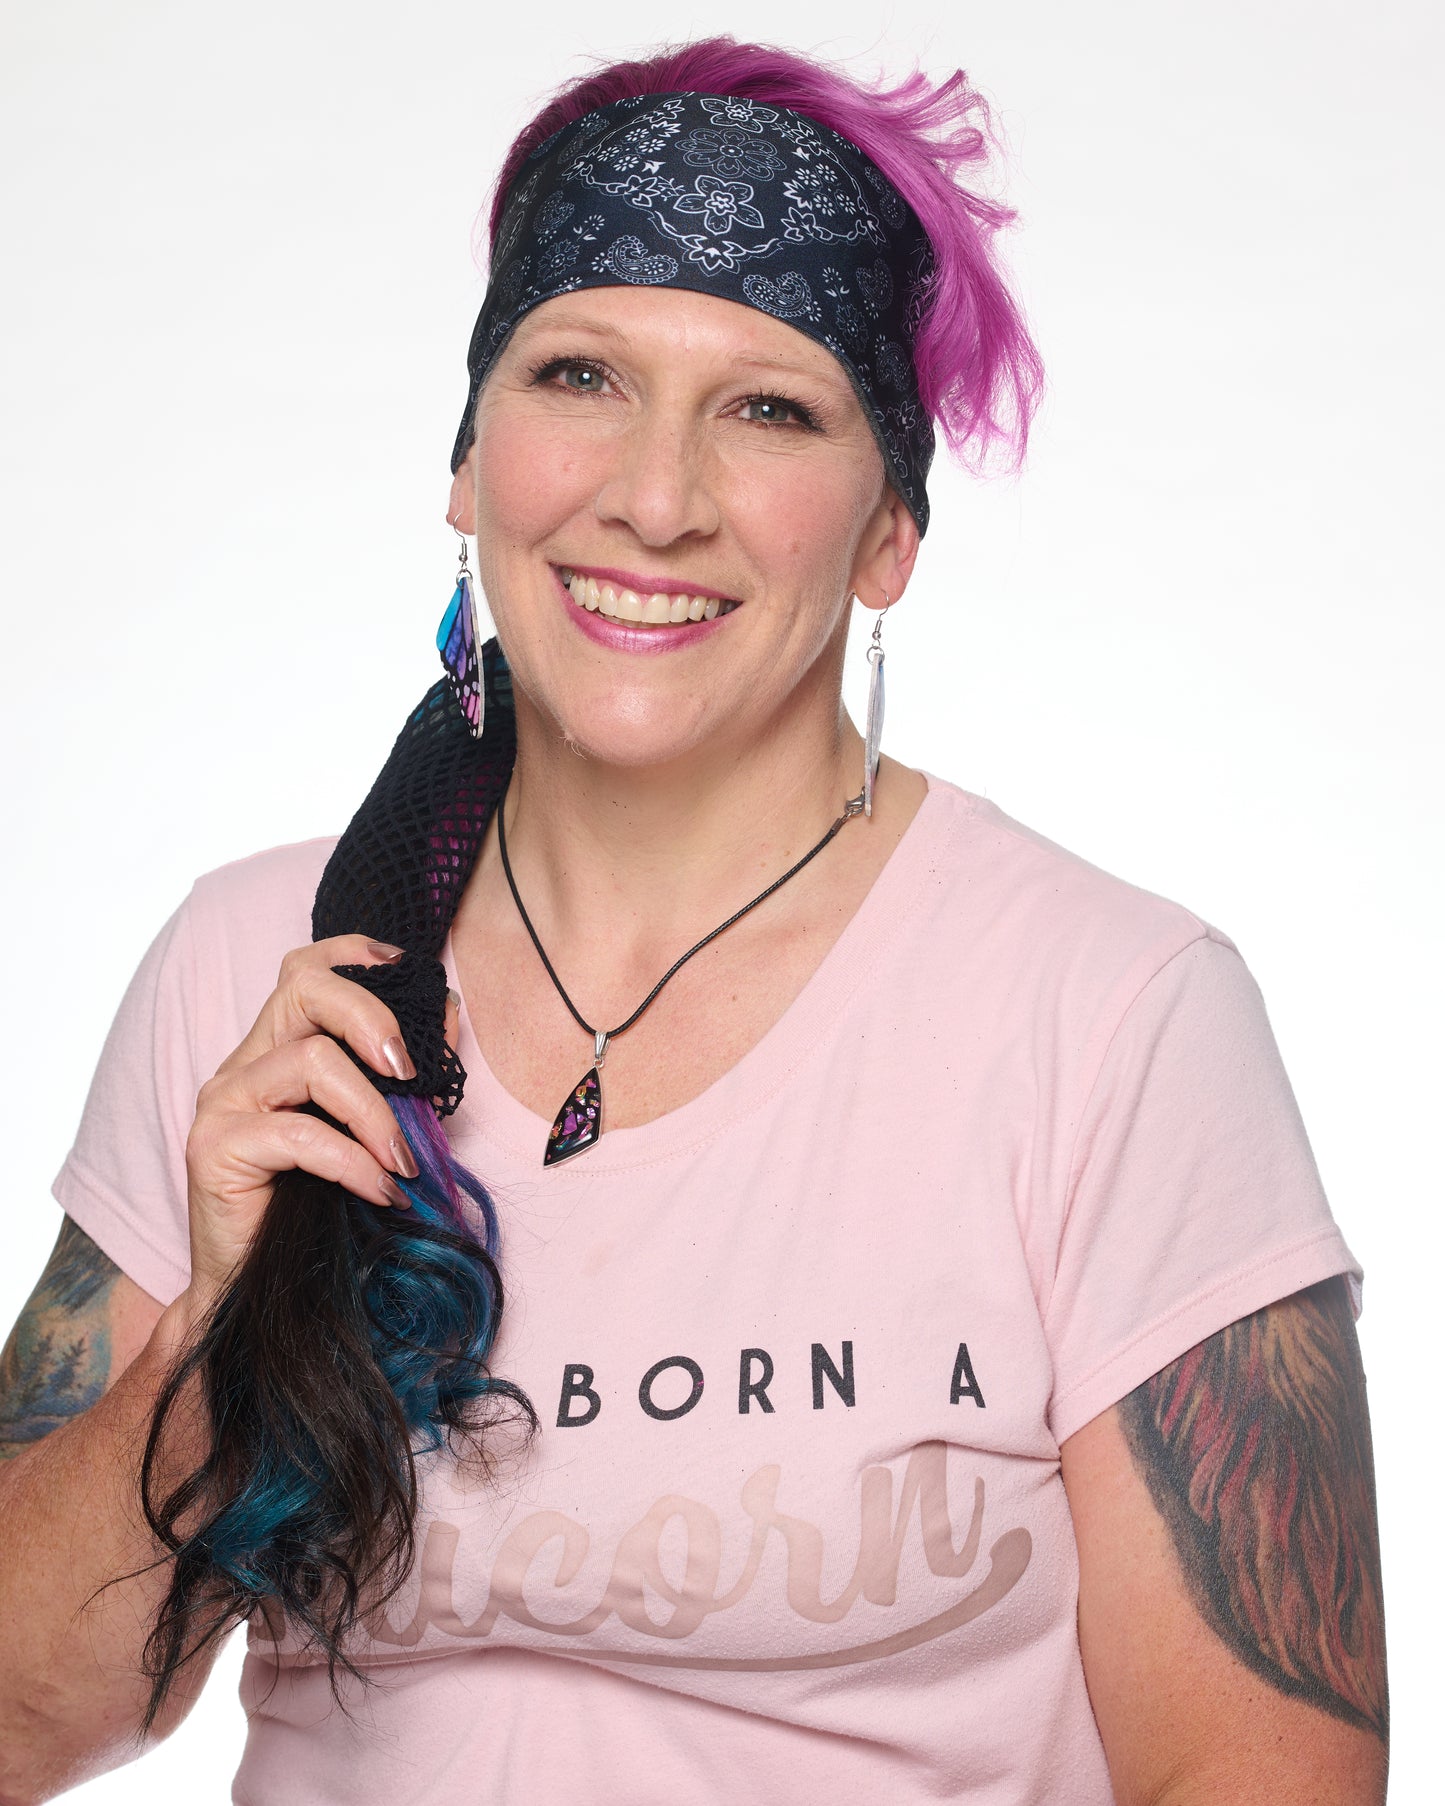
[449,92,937,534]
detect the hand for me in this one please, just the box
[178,937,460,1311]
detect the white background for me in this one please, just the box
[2,0,1438,1797]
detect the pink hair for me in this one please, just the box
[484,35,1045,476]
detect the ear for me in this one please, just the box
[447,450,477,535]
[849,485,921,612]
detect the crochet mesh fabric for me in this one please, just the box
[314,639,516,1117]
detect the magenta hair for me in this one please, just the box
[485,34,1045,476]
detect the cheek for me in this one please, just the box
[471,396,879,635]
[729,455,875,593]
[472,413,595,542]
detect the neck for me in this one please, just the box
[495,663,866,952]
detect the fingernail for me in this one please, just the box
[390,1135,420,1180]
[367,940,406,962]
[446,988,461,1011]
[378,1174,408,1208]
[382,1036,417,1081]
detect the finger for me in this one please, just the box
[221,939,418,1079]
[199,1106,410,1211]
[201,1036,413,1184]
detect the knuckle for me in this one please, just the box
[289,958,325,1013]
[185,1109,230,1173]
[301,1033,348,1081]
[276,944,309,984]
[276,1110,325,1159]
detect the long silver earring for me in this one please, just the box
[437,524,484,738]
[863,589,890,817]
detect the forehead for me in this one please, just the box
[505,286,857,390]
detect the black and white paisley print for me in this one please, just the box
[450,91,936,533]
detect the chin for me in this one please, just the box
[554,678,715,764]
[556,717,712,771]
[503,630,736,770]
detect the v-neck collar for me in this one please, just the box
[441,774,968,1177]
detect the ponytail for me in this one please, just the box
[130,651,530,1729]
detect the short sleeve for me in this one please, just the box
[51,896,200,1305]
[1045,928,1360,1445]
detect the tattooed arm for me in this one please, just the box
[0,1220,223,1803]
[1061,1278,1387,1806]
[0,1218,157,1458]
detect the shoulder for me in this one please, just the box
[182,834,340,948]
[914,775,1232,1012]
[158,836,342,1058]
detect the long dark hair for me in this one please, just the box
[137,1107,532,1728]
[129,661,533,1731]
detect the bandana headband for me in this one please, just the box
[449,90,938,535]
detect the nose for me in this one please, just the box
[591,403,721,545]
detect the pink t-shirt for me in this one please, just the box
[54,777,1359,1804]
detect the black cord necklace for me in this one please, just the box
[498,785,866,1165]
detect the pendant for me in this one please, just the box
[544,1031,608,1166]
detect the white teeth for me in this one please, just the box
[564,568,738,626]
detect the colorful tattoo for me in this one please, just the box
[0,1217,120,1458]
[1119,1276,1387,1740]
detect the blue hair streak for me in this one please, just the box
[367,1095,513,1457]
[128,1095,535,1731]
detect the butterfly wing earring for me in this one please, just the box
[437,525,484,738]
[863,589,890,817]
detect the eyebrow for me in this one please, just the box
[516,312,843,384]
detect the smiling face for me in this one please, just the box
[448,284,918,778]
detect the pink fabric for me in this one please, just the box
[54,778,1359,1804]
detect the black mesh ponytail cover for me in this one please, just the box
[312,641,516,1112]
[134,640,534,1730]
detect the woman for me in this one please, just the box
[0,35,1386,1805]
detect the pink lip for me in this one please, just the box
[558,562,737,604]
[553,567,734,654]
